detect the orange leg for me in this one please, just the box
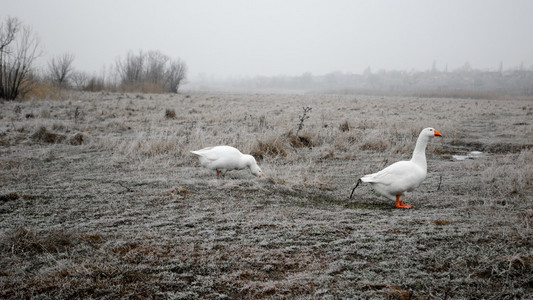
[216,169,221,178]
[394,194,413,209]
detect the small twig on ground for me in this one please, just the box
[74,107,80,123]
[437,175,442,192]
[117,182,133,193]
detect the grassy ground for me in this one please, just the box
[1,91,532,299]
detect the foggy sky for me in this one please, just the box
[2,0,533,80]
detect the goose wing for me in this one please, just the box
[362,161,425,191]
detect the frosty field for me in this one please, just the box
[1,92,532,299]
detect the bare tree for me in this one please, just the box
[71,70,89,90]
[115,50,145,85]
[48,52,75,87]
[144,50,168,86]
[0,17,41,100]
[165,58,187,93]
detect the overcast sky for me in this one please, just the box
[2,0,533,80]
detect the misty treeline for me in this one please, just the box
[213,66,533,96]
[0,17,187,100]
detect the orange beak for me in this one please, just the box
[434,129,442,137]
[259,174,264,178]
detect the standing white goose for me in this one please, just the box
[190,145,264,178]
[350,128,442,208]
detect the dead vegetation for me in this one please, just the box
[165,108,176,119]
[69,132,85,145]
[0,92,532,298]
[31,126,66,143]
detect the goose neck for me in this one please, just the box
[411,135,428,167]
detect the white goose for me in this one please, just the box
[190,145,263,178]
[350,128,442,208]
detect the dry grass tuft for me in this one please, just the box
[69,133,85,145]
[288,131,313,148]
[252,130,314,160]
[165,186,189,199]
[481,148,533,198]
[359,139,388,152]
[504,256,533,270]
[22,81,67,100]
[0,227,86,256]
[31,126,66,144]
[339,120,351,132]
[432,220,451,226]
[165,108,176,119]
[252,137,288,159]
[0,192,19,202]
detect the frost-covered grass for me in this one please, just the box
[0,92,532,299]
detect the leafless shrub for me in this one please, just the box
[31,126,66,143]
[295,106,312,136]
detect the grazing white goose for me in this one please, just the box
[190,145,263,178]
[350,128,442,208]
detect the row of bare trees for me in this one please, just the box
[0,17,188,100]
[115,50,187,93]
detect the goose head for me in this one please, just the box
[421,127,442,138]
[244,154,264,177]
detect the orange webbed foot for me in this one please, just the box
[395,195,413,209]
[397,201,413,209]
